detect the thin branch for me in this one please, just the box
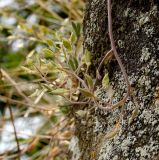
[58,67,88,89]
[0,95,54,111]
[8,104,21,159]
[107,0,131,94]
[97,49,113,75]
[37,0,63,21]
[62,96,90,105]
[0,128,52,139]
[45,116,72,160]
[95,0,131,111]
[1,69,30,102]
[33,64,57,87]
[96,0,131,111]
[94,49,113,90]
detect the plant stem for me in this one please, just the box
[8,105,21,160]
[107,0,130,95]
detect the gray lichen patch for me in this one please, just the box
[94,41,158,158]
[83,0,108,59]
[97,102,159,160]
[90,3,159,159]
[137,13,150,27]
[74,1,159,160]
[69,136,81,160]
[133,5,158,38]
[140,47,151,62]
[95,41,159,159]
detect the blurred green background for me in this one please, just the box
[0,0,85,159]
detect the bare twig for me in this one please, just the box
[1,69,30,102]
[0,128,52,139]
[58,67,88,89]
[95,0,131,111]
[107,0,130,95]
[37,0,63,21]
[94,49,113,90]
[33,64,57,88]
[96,0,131,111]
[0,95,54,111]
[7,103,21,159]
[62,95,90,105]
[97,49,113,74]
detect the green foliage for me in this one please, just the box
[78,88,95,98]
[59,105,70,114]
[72,22,81,37]
[82,49,92,68]
[0,52,24,68]
[84,74,94,89]
[0,0,85,159]
[63,39,72,50]
[102,73,110,89]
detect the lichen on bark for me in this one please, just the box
[70,1,159,160]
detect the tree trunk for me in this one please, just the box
[69,1,159,160]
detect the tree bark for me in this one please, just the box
[69,1,159,160]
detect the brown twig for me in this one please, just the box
[1,69,29,102]
[96,0,131,111]
[58,67,88,89]
[0,95,54,111]
[62,95,90,105]
[95,0,131,111]
[107,0,130,95]
[97,49,113,75]
[94,49,113,90]
[8,103,21,159]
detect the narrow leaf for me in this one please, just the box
[79,88,94,98]
[68,56,78,71]
[105,121,120,140]
[43,48,55,59]
[63,39,72,50]
[102,73,110,88]
[72,22,81,37]
[84,74,94,89]
[70,33,76,43]
[82,49,92,67]
[51,88,68,96]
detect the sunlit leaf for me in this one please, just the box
[45,39,56,51]
[79,88,94,98]
[84,74,94,89]
[102,73,109,88]
[72,22,81,37]
[43,48,55,59]
[68,56,78,71]
[21,66,34,73]
[26,58,34,66]
[82,49,92,67]
[105,121,120,140]
[59,105,70,114]
[76,110,87,118]
[62,39,72,50]
[70,32,76,43]
[51,88,69,96]
[27,50,35,58]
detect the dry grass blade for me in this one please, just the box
[8,105,21,159]
[1,69,29,102]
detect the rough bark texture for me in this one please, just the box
[69,1,159,160]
